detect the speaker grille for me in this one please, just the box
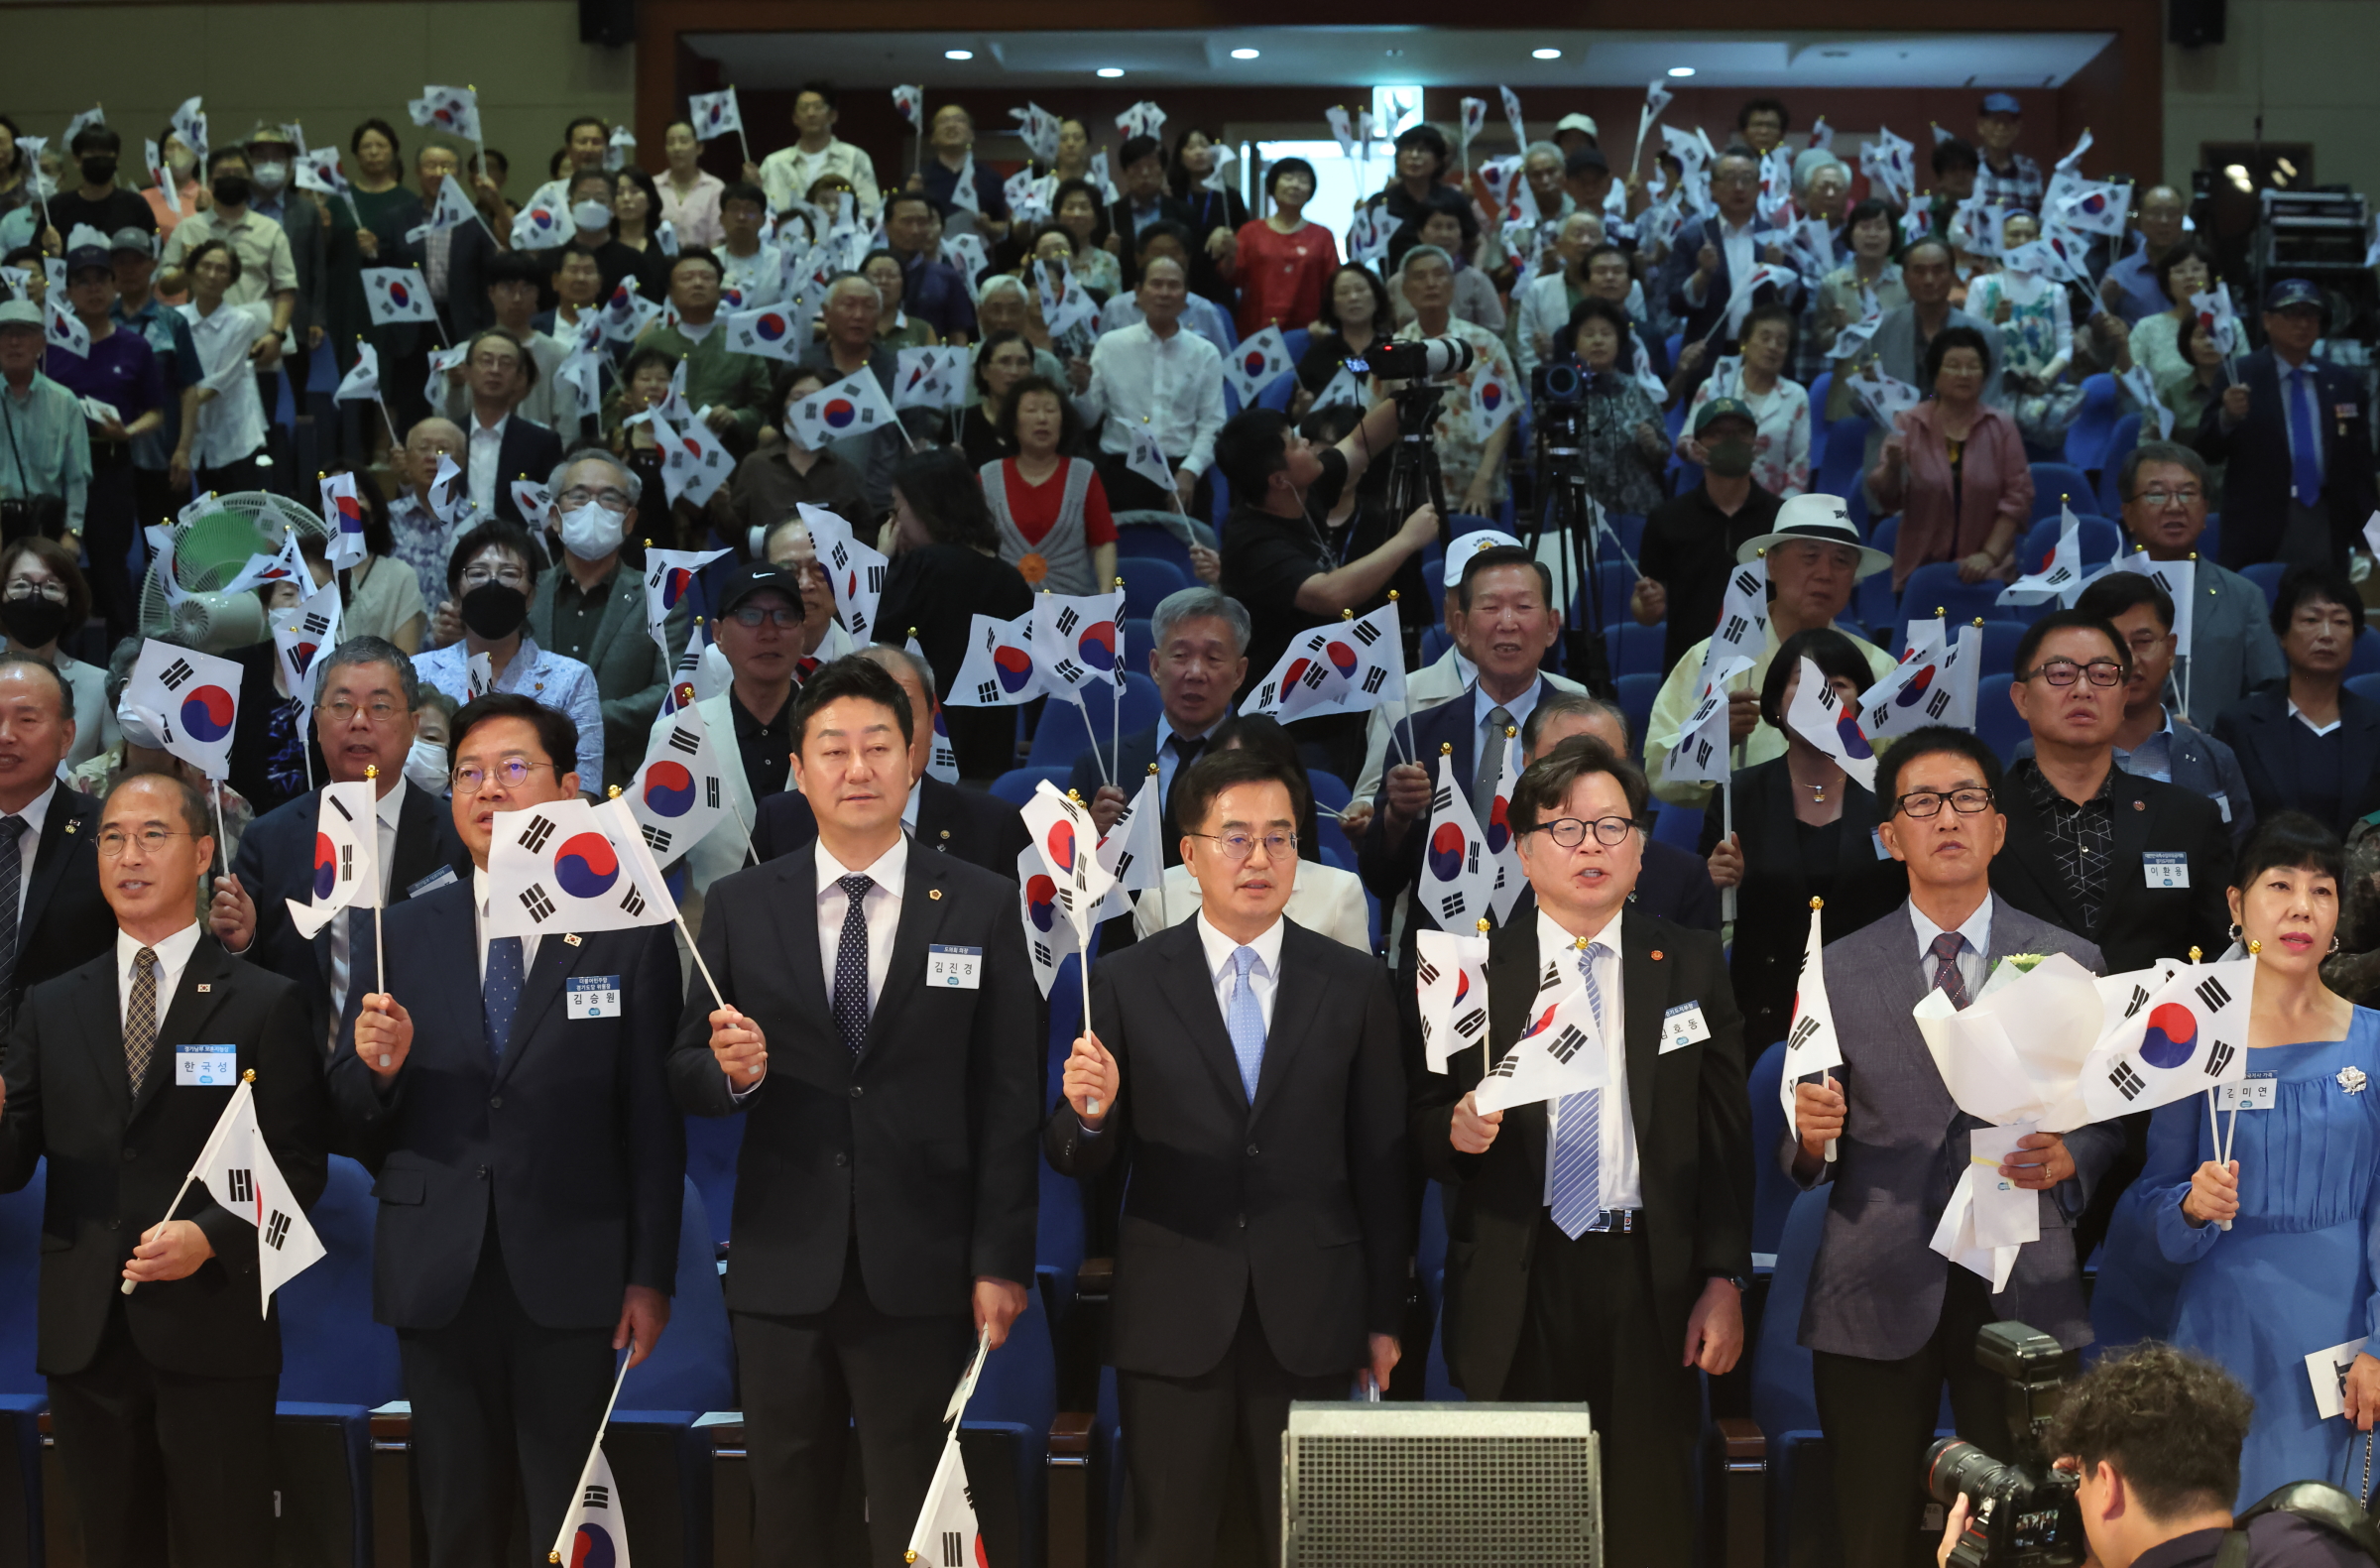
[1283,1403,1601,1567]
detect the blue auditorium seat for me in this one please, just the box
[1118,558,1189,620]
[1027,673,1163,767]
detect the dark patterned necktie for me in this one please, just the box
[1930,931,1972,1011]
[124,947,160,1094]
[483,935,525,1066]
[0,814,24,1040]
[833,875,875,1056]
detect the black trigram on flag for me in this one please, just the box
[2124,984,2151,1018]
[666,726,699,756]
[1417,958,1442,987]
[1730,569,1760,598]
[1485,1051,1519,1081]
[1547,1025,1590,1065]
[518,814,556,853]
[520,885,557,922]
[1361,668,1387,694]
[1430,784,1454,813]
[642,824,672,855]
[1298,663,1329,690]
[974,679,1000,704]
[583,1485,611,1510]
[620,886,648,918]
[1300,631,1328,653]
[1255,681,1278,708]
[1054,606,1081,636]
[1786,1014,1821,1052]
[1438,892,1469,920]
[264,1212,292,1250]
[1113,850,1135,880]
[942,1532,965,1565]
[2204,1040,2236,1076]
[1054,658,1085,683]
[160,657,195,689]
[329,794,354,823]
[705,778,721,808]
[301,611,331,636]
[227,1168,254,1203]
[2196,976,2233,1014]
[1032,939,1054,968]
[864,564,885,593]
[1454,1008,1488,1041]
[1925,688,1952,719]
[339,844,353,880]
[1721,614,1749,643]
[1537,960,1563,994]
[1352,619,1382,647]
[2108,1062,2148,1102]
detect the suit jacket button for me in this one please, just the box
[489,1096,502,1109]
[850,1084,864,1098]
[477,1166,489,1180]
[1246,1145,1258,1157]
[834,1152,849,1167]
[1237,1214,1247,1229]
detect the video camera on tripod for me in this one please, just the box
[1340,336,1480,536]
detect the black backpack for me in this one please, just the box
[2210,1482,2380,1566]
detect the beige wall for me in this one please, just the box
[0,1,632,195]
[2165,0,2380,200]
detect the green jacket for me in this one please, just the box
[635,321,775,446]
[528,558,678,791]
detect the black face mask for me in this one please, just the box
[211,175,251,208]
[0,594,69,650]
[459,582,529,641]
[79,157,117,187]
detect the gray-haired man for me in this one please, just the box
[1074,586,1250,868]
[528,449,674,794]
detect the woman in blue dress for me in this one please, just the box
[2108,810,2380,1506]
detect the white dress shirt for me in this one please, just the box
[471,866,542,984]
[815,833,907,1012]
[176,299,274,467]
[466,411,511,518]
[2,782,55,927]
[1910,897,1994,1002]
[1074,320,1228,477]
[1133,859,1371,953]
[116,919,204,1030]
[1536,905,1642,1212]
[2289,698,2343,739]
[1195,910,1284,1034]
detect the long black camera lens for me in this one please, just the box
[1924,1438,2085,1568]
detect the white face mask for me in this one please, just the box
[404,738,450,795]
[249,162,290,193]
[571,200,613,233]
[556,500,625,561]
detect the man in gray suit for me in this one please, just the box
[1827,237,2005,476]
[527,449,676,792]
[1786,725,2120,1568]
[2114,441,2284,722]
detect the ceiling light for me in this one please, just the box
[1230,48,1260,60]
[1096,67,1126,78]
[1668,66,1697,77]
[1532,48,1562,60]
[944,49,973,60]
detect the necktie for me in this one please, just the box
[1930,931,1972,1011]
[0,814,25,1041]
[2289,365,2323,507]
[832,874,874,1057]
[1549,942,1608,1240]
[124,946,160,1095]
[483,934,525,1066]
[1475,706,1514,823]
[1225,946,1267,1103]
[326,907,351,1054]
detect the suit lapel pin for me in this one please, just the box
[564,933,583,946]
[62,820,74,834]
[939,829,951,841]
[929,889,943,901]
[2132,799,2146,810]
[195,983,210,993]
[1650,950,1664,962]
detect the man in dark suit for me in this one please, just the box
[751,644,1029,877]
[1788,726,2118,1568]
[1047,746,1408,1568]
[1520,691,1721,930]
[209,637,469,1052]
[331,693,682,1567]
[1657,144,1786,371]
[2212,562,2380,841]
[0,772,325,1567]
[2197,278,2378,571]
[1415,734,1749,1564]
[410,144,500,343]
[527,449,672,792]
[671,655,1038,1568]
[1107,134,1194,293]
[456,327,565,527]
[0,658,114,1025]
[1078,585,1250,871]
[1990,609,2232,974]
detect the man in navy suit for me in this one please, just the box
[454,328,564,526]
[332,693,681,1568]
[1520,692,1721,930]
[1076,586,1250,871]
[2197,277,2377,571]
[1657,144,1785,383]
[209,637,470,1053]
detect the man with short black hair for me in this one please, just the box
[446,251,572,435]
[756,81,882,222]
[522,115,612,222]
[672,653,1037,1568]
[1660,144,1786,360]
[1093,222,1237,353]
[1106,134,1188,288]
[454,327,563,524]
[2102,184,2191,325]
[48,125,157,243]
[1735,98,1790,155]
[2114,442,2283,716]
[1518,692,1720,930]
[634,248,774,448]
[883,189,976,344]
[915,102,1008,239]
[2063,571,2254,839]
[1633,396,1788,675]
[713,181,780,304]
[657,563,802,919]
[1827,236,2005,467]
[0,655,114,1028]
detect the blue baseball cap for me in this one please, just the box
[2265,277,2324,312]
[1979,92,2023,117]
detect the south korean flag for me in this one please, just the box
[1778,902,1844,1158]
[1020,781,1117,948]
[271,574,343,716]
[1416,749,1493,932]
[2081,958,2254,1121]
[1416,925,1493,1075]
[283,780,382,941]
[627,703,730,864]
[484,798,671,937]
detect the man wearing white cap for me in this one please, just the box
[1552,114,1600,156]
[1643,493,1899,807]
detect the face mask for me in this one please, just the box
[556,501,625,561]
[1702,436,1756,479]
[79,157,117,187]
[458,581,530,641]
[211,175,251,208]
[249,161,289,193]
[403,738,450,795]
[0,594,69,650]
[571,200,613,232]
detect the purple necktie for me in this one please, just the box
[1930,931,1972,1011]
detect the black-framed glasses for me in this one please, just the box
[730,604,802,629]
[452,758,556,793]
[1894,787,1995,819]
[2020,657,2125,687]
[1191,830,1297,863]
[96,826,196,858]
[1530,815,1642,848]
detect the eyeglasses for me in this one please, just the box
[97,826,195,858]
[320,697,405,725]
[1530,815,1642,848]
[3,580,64,602]
[556,486,632,514]
[1894,787,1996,819]
[452,758,555,793]
[730,604,802,629]
[1192,830,1297,863]
[2133,488,2202,507]
[460,564,529,588]
[2020,657,2126,687]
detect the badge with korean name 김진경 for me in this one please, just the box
[928,945,983,990]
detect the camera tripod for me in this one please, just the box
[1519,398,1615,695]
[1378,385,1450,529]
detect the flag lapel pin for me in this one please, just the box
[565,933,583,947]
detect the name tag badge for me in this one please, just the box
[407,864,460,899]
[1871,828,1892,861]
[1661,1001,1711,1054]
[565,976,623,1021]
[2212,791,2232,825]
[929,944,984,990]
[2144,851,2190,890]
[176,1044,238,1087]
[2216,1074,2276,1115]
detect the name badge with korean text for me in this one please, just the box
[566,976,623,1021]
[407,864,461,899]
[2216,1074,2276,1115]
[1661,1002,1711,1054]
[176,1044,239,1087]
[929,945,984,990]
[2144,851,2189,890]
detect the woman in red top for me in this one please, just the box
[1228,158,1341,340]
[979,374,1118,595]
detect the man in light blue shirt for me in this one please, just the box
[0,301,89,538]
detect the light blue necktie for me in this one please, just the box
[1548,942,1608,1240]
[2288,364,2323,507]
[1225,946,1266,1103]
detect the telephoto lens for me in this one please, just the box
[1923,1438,2085,1568]
[1357,337,1477,382]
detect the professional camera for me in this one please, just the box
[1530,359,1590,412]
[1924,1322,2085,1568]
[1351,336,1477,383]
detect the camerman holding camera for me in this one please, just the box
[0,301,86,547]
[1935,1342,2377,1568]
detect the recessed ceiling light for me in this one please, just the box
[1096,66,1126,78]
[944,49,973,60]
[1230,47,1260,60]
[1383,48,1403,57]
[1668,65,1697,77]
[1532,48,1562,60]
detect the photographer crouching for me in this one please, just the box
[1935,1340,2380,1568]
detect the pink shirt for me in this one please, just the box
[1871,400,2035,590]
